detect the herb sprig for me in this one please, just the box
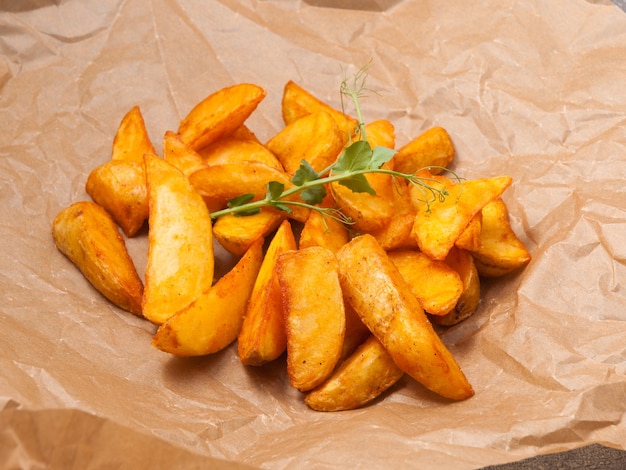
[210,64,452,223]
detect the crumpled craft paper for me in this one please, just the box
[1,0,626,468]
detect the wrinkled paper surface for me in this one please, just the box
[1,0,626,468]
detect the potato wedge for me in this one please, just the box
[470,198,532,277]
[370,177,418,251]
[282,80,358,142]
[178,83,266,151]
[394,126,455,175]
[278,246,345,392]
[304,335,404,412]
[265,111,344,175]
[85,160,148,237]
[199,136,284,171]
[142,154,214,325]
[388,249,463,316]
[152,237,264,356]
[429,247,481,326]
[298,210,350,254]
[213,208,285,257]
[410,171,512,260]
[340,301,371,361]
[455,212,482,252]
[362,119,395,150]
[52,201,143,315]
[336,234,474,400]
[162,130,207,177]
[111,105,156,164]
[238,220,296,366]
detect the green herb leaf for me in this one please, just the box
[292,160,320,186]
[227,193,254,208]
[266,181,284,201]
[301,184,327,204]
[333,140,372,175]
[370,145,395,169]
[338,173,375,195]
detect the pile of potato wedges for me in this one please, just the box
[52,78,531,411]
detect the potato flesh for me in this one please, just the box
[238,220,296,366]
[152,237,263,356]
[278,246,345,392]
[52,201,143,315]
[142,154,214,325]
[305,335,404,412]
[336,234,474,400]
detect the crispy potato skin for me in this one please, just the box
[238,220,296,366]
[52,201,143,315]
[394,126,455,175]
[278,246,345,392]
[142,154,214,325]
[336,234,474,400]
[152,237,264,356]
[178,83,266,151]
[305,335,404,412]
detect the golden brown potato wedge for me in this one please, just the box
[142,154,214,325]
[265,111,344,175]
[277,246,345,392]
[298,210,350,254]
[198,136,284,171]
[432,247,481,326]
[238,220,296,366]
[281,80,358,142]
[336,234,474,400]
[370,177,419,251]
[152,237,264,356]
[213,208,285,257]
[85,160,148,237]
[361,119,395,150]
[455,212,483,252]
[111,105,156,164]
[178,83,266,151]
[388,249,463,316]
[340,301,371,361]
[410,171,512,260]
[188,162,309,222]
[394,126,455,175]
[162,130,207,177]
[52,201,143,315]
[470,198,532,277]
[304,335,404,412]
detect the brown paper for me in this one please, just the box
[1,0,626,468]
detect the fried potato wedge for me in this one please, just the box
[370,177,418,251]
[199,136,284,171]
[336,234,474,400]
[388,249,463,316]
[162,131,207,177]
[178,83,266,151]
[304,335,404,412]
[111,105,156,164]
[278,246,345,392]
[52,201,143,315]
[470,198,532,277]
[142,154,214,325]
[213,208,285,257]
[152,237,264,356]
[340,301,371,361]
[394,126,455,175]
[298,210,350,254]
[432,247,481,326]
[282,80,358,141]
[455,212,482,252]
[189,162,309,222]
[85,160,148,237]
[410,171,512,260]
[238,220,296,366]
[362,119,395,150]
[266,111,344,175]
